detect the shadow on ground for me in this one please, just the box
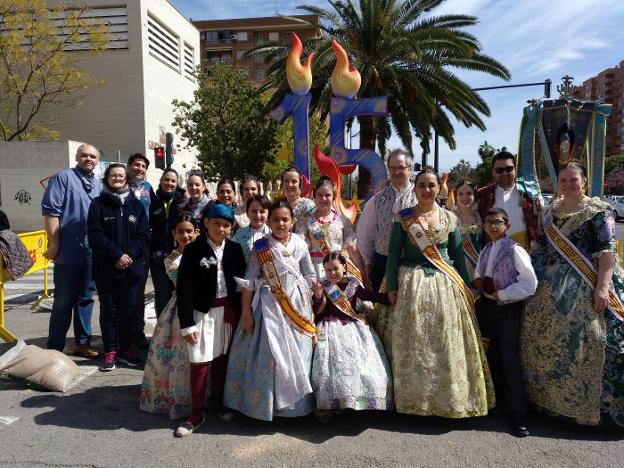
[16,384,624,444]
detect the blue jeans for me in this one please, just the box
[47,258,96,351]
[150,257,174,318]
[96,275,139,354]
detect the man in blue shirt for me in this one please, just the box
[127,153,152,349]
[42,143,103,358]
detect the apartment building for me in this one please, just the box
[192,15,321,83]
[34,0,201,184]
[574,60,624,156]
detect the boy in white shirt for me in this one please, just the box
[473,207,537,438]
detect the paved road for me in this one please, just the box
[2,286,624,467]
[2,224,624,467]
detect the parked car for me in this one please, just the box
[606,195,624,220]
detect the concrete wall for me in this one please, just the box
[139,0,201,184]
[37,1,145,164]
[35,0,200,187]
[0,141,82,232]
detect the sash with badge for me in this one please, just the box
[399,208,475,308]
[322,279,364,323]
[461,235,480,266]
[544,219,624,321]
[305,213,364,286]
[253,238,317,337]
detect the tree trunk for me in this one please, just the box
[357,116,377,198]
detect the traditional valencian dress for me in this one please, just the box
[140,250,191,419]
[232,223,271,263]
[385,206,495,417]
[290,197,315,227]
[223,234,317,421]
[296,208,362,284]
[450,205,482,283]
[311,278,393,411]
[521,197,624,426]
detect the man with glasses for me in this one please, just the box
[477,150,541,250]
[42,143,103,358]
[356,149,417,291]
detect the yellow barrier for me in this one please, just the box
[0,230,50,343]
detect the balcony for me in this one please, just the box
[205,56,233,67]
[206,38,233,44]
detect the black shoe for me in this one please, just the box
[511,412,530,437]
[133,335,150,350]
[174,413,205,438]
[117,348,143,367]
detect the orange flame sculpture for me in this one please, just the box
[439,173,449,199]
[445,186,456,209]
[286,33,314,95]
[330,40,361,99]
[314,145,357,224]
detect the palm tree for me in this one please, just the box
[248,0,510,196]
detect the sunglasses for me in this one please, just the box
[494,166,515,174]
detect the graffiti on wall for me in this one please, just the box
[14,190,32,205]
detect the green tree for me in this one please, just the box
[262,112,329,185]
[0,0,110,141]
[248,0,510,197]
[172,63,278,181]
[447,158,475,187]
[473,140,501,187]
[606,154,624,175]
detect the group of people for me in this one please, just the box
[41,144,624,440]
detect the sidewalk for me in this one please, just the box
[0,279,158,384]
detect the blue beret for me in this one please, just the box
[205,203,234,223]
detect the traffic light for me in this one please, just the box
[165,132,174,168]
[544,79,551,99]
[154,146,165,169]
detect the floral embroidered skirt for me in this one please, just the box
[311,318,393,410]
[522,277,624,427]
[140,294,192,420]
[223,300,315,421]
[389,265,495,417]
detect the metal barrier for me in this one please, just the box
[0,230,50,343]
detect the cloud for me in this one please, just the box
[169,0,624,172]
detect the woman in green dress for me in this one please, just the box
[522,161,624,427]
[386,167,494,418]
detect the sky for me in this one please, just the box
[170,0,624,171]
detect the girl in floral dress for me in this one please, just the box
[450,179,482,283]
[224,200,317,421]
[311,251,395,422]
[296,177,366,284]
[140,212,199,419]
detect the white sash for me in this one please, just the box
[544,220,624,321]
[238,238,313,410]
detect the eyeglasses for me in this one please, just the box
[485,219,506,227]
[389,165,409,172]
[108,174,126,180]
[494,166,515,174]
